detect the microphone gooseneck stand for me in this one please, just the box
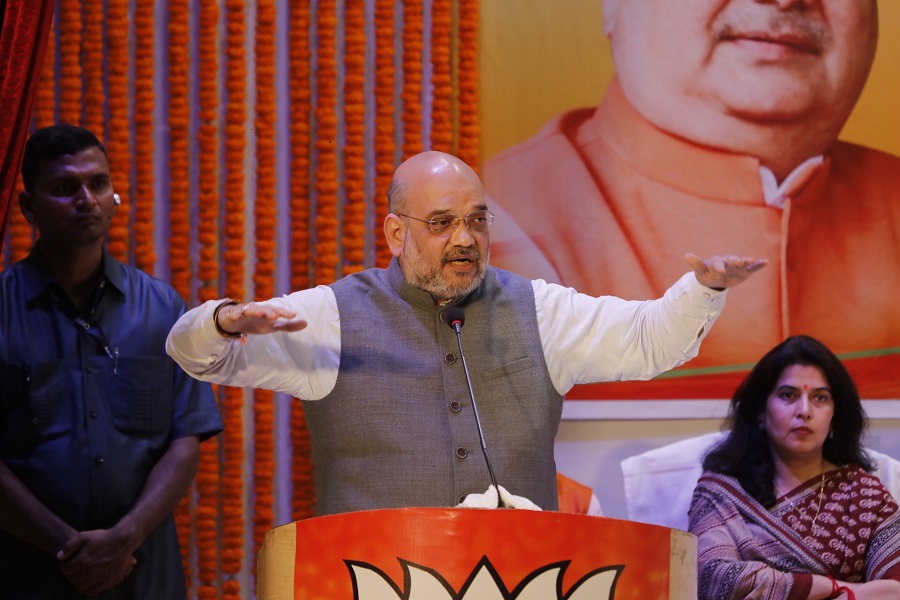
[442,307,502,508]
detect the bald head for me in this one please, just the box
[383,151,490,302]
[388,151,483,215]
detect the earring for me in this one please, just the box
[828,426,834,439]
[113,193,121,206]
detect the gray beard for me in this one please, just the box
[406,264,486,302]
[399,236,488,302]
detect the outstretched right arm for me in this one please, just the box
[165,287,341,399]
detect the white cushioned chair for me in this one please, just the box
[621,431,900,532]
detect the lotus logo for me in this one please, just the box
[347,556,624,599]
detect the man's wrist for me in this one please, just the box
[213,299,243,339]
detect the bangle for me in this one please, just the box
[826,575,839,598]
[835,586,855,600]
[213,299,244,339]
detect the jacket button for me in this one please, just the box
[95,456,104,464]
[444,353,457,364]
[456,447,468,459]
[449,401,462,413]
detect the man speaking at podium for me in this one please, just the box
[167,151,764,516]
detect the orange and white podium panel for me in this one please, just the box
[257,508,696,600]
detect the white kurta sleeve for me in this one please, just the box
[166,286,341,400]
[535,272,726,395]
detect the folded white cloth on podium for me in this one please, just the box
[456,485,542,510]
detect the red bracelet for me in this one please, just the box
[826,575,840,599]
[835,586,855,600]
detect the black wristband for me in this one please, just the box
[213,299,243,339]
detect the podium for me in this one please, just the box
[257,508,696,599]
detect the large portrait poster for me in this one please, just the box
[480,1,900,401]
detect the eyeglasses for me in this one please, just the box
[397,210,494,235]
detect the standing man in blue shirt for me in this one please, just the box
[0,124,223,599]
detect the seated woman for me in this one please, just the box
[688,335,900,600]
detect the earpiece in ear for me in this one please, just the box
[113,193,121,206]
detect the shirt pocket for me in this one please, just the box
[0,360,73,445]
[108,356,174,435]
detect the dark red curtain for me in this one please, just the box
[0,0,54,250]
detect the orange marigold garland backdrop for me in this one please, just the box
[81,0,104,138]
[167,0,192,300]
[373,0,395,267]
[342,0,366,274]
[57,0,81,125]
[33,18,56,132]
[6,1,488,594]
[289,0,316,522]
[401,0,424,159]
[132,0,155,273]
[457,0,480,170]
[314,0,339,286]
[166,0,193,583]
[105,0,131,261]
[220,1,247,597]
[288,0,312,295]
[194,0,221,598]
[430,0,453,153]
[252,0,277,580]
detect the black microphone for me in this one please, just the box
[441,307,502,507]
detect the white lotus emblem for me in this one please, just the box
[348,556,623,600]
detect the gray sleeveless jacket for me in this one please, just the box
[302,259,563,515]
